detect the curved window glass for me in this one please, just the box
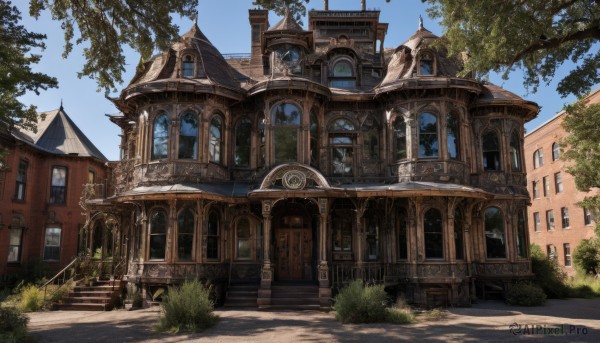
[236,217,252,259]
[482,130,500,171]
[419,112,438,158]
[177,209,194,261]
[419,52,434,75]
[149,210,167,260]
[207,210,219,260]
[272,103,301,163]
[509,131,521,171]
[152,114,169,160]
[178,112,198,159]
[424,208,443,259]
[329,118,355,176]
[394,117,407,160]
[275,45,302,74]
[235,118,252,167]
[447,112,459,159]
[209,115,223,163]
[484,207,506,258]
[333,60,353,77]
[310,111,319,167]
[182,55,194,78]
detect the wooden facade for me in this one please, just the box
[86,6,538,307]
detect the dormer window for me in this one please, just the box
[419,52,434,76]
[329,58,356,89]
[182,55,195,78]
[274,45,302,74]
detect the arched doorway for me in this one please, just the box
[271,199,318,281]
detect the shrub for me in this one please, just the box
[19,285,44,312]
[573,239,600,275]
[422,308,448,320]
[567,275,600,298]
[506,283,547,306]
[334,280,388,324]
[385,306,416,324]
[157,280,218,333]
[530,244,569,298]
[0,307,30,343]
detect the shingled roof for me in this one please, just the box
[16,106,107,161]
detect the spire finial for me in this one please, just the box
[285,7,290,17]
[60,99,63,111]
[419,15,424,30]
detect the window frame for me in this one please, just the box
[482,130,501,171]
[563,243,572,267]
[532,180,540,198]
[329,118,356,176]
[533,148,544,168]
[7,215,25,263]
[43,227,62,261]
[272,102,302,163]
[484,206,507,259]
[393,116,407,161]
[447,112,460,160]
[423,208,444,259]
[584,208,593,226]
[209,114,224,164]
[561,207,570,229]
[329,57,356,90]
[182,54,195,78]
[552,142,560,161]
[49,166,67,205]
[418,112,439,159]
[235,217,253,260]
[418,51,435,76]
[152,113,170,160]
[554,172,563,193]
[149,209,168,261]
[177,208,195,261]
[234,118,252,168]
[509,130,521,171]
[533,212,541,232]
[178,111,199,160]
[543,176,549,197]
[206,209,220,261]
[546,210,555,231]
[14,159,28,201]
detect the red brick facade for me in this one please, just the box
[525,88,600,274]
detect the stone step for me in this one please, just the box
[259,304,322,311]
[64,297,112,304]
[53,303,112,311]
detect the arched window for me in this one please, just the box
[509,131,521,171]
[272,102,301,163]
[182,55,195,78]
[447,112,460,159]
[552,142,560,161]
[152,113,169,160]
[484,207,506,258]
[330,59,356,89]
[234,118,252,167]
[207,210,219,260]
[533,148,544,168]
[310,111,319,167]
[209,115,223,163]
[177,209,195,261]
[424,208,443,259]
[149,210,167,260]
[178,112,198,159]
[517,209,527,258]
[454,207,464,260]
[236,217,252,259]
[394,117,407,160]
[419,112,438,158]
[274,45,302,74]
[363,120,379,160]
[329,118,355,175]
[482,130,500,171]
[419,52,434,76]
[397,207,408,260]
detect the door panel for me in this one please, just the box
[276,228,312,280]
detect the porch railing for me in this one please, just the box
[39,256,80,308]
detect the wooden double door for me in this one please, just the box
[275,227,312,281]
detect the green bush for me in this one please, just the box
[157,280,218,333]
[506,283,547,306]
[573,239,600,275]
[19,285,43,312]
[334,280,388,323]
[530,244,569,298]
[385,306,416,324]
[0,307,30,343]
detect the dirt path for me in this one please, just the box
[28,299,600,342]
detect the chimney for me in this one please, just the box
[249,9,269,65]
[361,0,366,11]
[324,0,328,10]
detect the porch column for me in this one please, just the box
[317,198,331,308]
[258,200,273,307]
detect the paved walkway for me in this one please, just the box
[28,299,600,342]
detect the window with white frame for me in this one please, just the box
[533,212,541,232]
[561,207,570,228]
[49,166,67,204]
[43,227,61,261]
[555,172,563,193]
[546,210,555,231]
[533,148,544,168]
[14,159,28,201]
[563,243,572,267]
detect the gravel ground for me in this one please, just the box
[27,298,600,342]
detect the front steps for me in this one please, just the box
[261,283,321,310]
[224,282,259,308]
[53,279,122,311]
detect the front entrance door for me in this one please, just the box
[275,215,312,280]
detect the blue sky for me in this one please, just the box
[18,0,586,161]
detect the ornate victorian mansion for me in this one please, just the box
[87,3,538,308]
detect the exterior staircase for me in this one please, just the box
[264,282,321,310]
[53,279,123,311]
[224,281,259,308]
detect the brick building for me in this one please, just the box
[525,87,600,274]
[0,106,108,283]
